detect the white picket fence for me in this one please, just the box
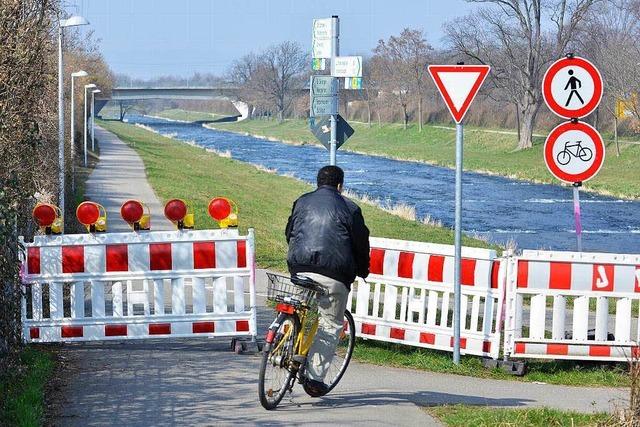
[20,229,257,343]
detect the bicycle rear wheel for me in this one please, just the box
[303,309,356,397]
[258,313,300,410]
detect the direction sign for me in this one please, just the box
[310,75,338,96]
[312,18,336,59]
[544,121,605,183]
[542,56,603,119]
[310,95,338,117]
[310,114,354,149]
[331,56,363,77]
[428,65,490,123]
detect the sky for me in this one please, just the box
[68,0,476,79]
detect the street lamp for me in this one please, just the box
[58,14,89,230]
[70,70,88,193]
[91,89,101,151]
[83,83,97,167]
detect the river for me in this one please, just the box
[130,115,640,254]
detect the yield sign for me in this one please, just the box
[428,65,490,123]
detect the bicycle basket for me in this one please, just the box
[266,273,320,308]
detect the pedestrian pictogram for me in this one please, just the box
[544,121,605,184]
[543,56,603,119]
[428,65,490,123]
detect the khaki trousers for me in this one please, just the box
[300,272,349,382]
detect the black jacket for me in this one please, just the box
[286,186,370,287]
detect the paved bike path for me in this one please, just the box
[50,128,625,425]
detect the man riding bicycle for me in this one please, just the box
[285,165,370,397]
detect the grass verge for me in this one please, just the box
[97,119,630,387]
[157,110,640,199]
[426,405,612,426]
[354,340,629,387]
[152,109,223,122]
[1,348,54,426]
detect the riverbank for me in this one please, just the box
[155,110,639,200]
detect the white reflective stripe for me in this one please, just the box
[91,281,105,318]
[41,246,61,276]
[571,263,592,292]
[382,285,398,321]
[572,296,589,340]
[49,282,63,320]
[442,256,454,284]
[128,243,150,272]
[474,260,491,289]
[215,241,237,269]
[171,278,185,315]
[84,244,105,274]
[412,253,428,281]
[529,294,546,339]
[615,298,631,342]
[70,282,84,319]
[112,282,123,317]
[594,296,608,341]
[528,261,549,290]
[213,277,227,314]
[172,242,192,271]
[153,279,164,315]
[383,250,399,277]
[192,277,206,314]
[551,295,566,340]
[614,265,636,293]
[233,276,245,312]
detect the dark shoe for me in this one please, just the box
[304,379,329,397]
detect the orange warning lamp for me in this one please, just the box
[32,203,63,235]
[164,199,194,230]
[120,199,150,231]
[208,197,238,228]
[76,201,107,233]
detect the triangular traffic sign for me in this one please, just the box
[428,65,490,123]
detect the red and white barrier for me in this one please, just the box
[347,237,505,359]
[20,229,257,343]
[504,249,640,361]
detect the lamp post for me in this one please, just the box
[83,83,96,167]
[70,70,88,193]
[91,89,101,151]
[58,15,89,230]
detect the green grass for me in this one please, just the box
[426,405,612,426]
[154,109,223,122]
[97,119,491,271]
[353,340,629,387]
[1,348,54,426]
[156,110,640,199]
[97,119,630,388]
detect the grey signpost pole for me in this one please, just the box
[329,15,339,166]
[453,122,463,364]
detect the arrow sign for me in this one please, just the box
[428,65,490,123]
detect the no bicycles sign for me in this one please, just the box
[544,121,605,183]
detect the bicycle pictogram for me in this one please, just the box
[556,140,593,166]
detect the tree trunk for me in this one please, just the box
[278,110,283,123]
[515,103,521,142]
[517,104,538,150]
[418,96,423,132]
[403,105,408,130]
[377,111,381,127]
[367,101,371,128]
[614,116,620,157]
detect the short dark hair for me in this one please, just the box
[317,165,344,188]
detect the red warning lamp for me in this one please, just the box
[164,199,194,230]
[120,200,150,231]
[76,201,107,233]
[32,203,57,228]
[208,197,238,228]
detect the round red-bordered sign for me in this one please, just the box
[544,121,605,183]
[542,56,603,119]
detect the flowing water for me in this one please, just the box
[130,115,640,254]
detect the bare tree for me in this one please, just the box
[447,0,598,149]
[371,54,412,129]
[373,28,432,131]
[247,42,307,122]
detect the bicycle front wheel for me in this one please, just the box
[303,309,356,396]
[258,313,300,410]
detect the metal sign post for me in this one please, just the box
[428,64,490,365]
[329,15,339,166]
[573,182,583,252]
[453,122,463,364]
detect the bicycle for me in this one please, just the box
[258,273,356,410]
[556,140,593,165]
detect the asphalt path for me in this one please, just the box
[49,126,626,426]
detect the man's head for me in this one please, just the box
[317,165,344,191]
